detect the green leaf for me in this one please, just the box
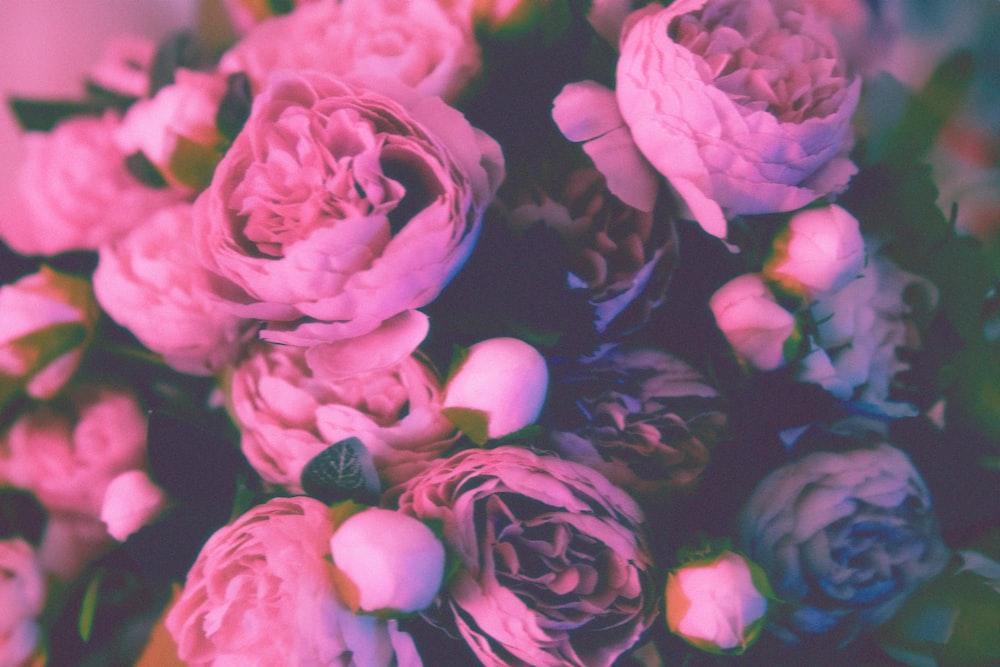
[78,570,104,642]
[441,407,490,445]
[215,72,252,142]
[6,98,104,132]
[125,151,169,189]
[301,438,381,505]
[167,135,223,190]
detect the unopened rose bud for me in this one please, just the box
[666,550,772,654]
[442,337,549,443]
[765,205,866,299]
[329,507,445,615]
[709,274,800,371]
[100,470,169,542]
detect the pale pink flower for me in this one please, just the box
[166,496,422,667]
[93,204,256,376]
[220,0,481,103]
[229,342,456,494]
[614,0,861,237]
[2,112,184,255]
[396,446,657,667]
[100,469,170,542]
[193,70,503,350]
[710,273,799,371]
[0,539,45,667]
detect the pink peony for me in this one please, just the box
[710,273,799,371]
[395,446,657,667]
[229,341,456,494]
[94,204,257,376]
[615,0,861,237]
[0,539,45,667]
[193,70,504,350]
[220,0,481,103]
[0,267,98,400]
[166,496,422,667]
[2,112,185,256]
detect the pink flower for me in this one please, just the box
[710,273,799,371]
[0,384,147,519]
[0,539,45,667]
[229,342,456,494]
[220,0,481,103]
[614,0,861,237]
[93,204,257,375]
[193,70,504,349]
[0,267,98,400]
[99,469,170,542]
[395,446,657,667]
[87,34,158,99]
[2,112,184,255]
[166,496,421,667]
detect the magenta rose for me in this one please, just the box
[220,0,481,103]
[395,446,658,667]
[194,70,504,350]
[2,112,185,256]
[94,204,257,375]
[614,0,861,237]
[0,538,46,667]
[229,341,456,494]
[166,496,421,667]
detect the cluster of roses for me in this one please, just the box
[1,0,996,666]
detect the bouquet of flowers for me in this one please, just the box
[1,0,998,665]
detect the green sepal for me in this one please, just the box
[327,499,369,532]
[444,345,470,385]
[167,135,223,190]
[441,407,490,445]
[0,321,88,413]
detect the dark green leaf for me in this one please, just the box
[268,0,294,14]
[124,151,168,189]
[6,97,104,132]
[301,438,381,504]
[149,30,211,95]
[216,72,253,142]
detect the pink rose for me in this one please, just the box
[614,0,861,237]
[0,267,98,401]
[229,342,456,494]
[2,112,185,256]
[395,446,657,667]
[93,204,257,376]
[220,0,481,103]
[0,384,147,519]
[166,496,421,667]
[0,539,45,667]
[193,70,504,350]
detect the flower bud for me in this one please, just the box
[666,550,772,654]
[329,507,445,615]
[765,205,866,299]
[442,337,548,443]
[100,470,170,542]
[0,267,98,403]
[709,274,799,371]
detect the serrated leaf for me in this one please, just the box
[301,438,381,505]
[441,407,490,445]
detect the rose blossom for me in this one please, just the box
[0,539,46,667]
[94,204,257,376]
[166,496,421,667]
[547,347,727,500]
[229,341,456,494]
[395,446,657,667]
[738,442,950,645]
[219,0,481,103]
[2,111,184,256]
[0,267,98,400]
[710,273,799,371]
[614,0,861,237]
[193,70,504,352]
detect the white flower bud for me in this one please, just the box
[710,274,799,371]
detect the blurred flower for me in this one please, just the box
[329,507,445,615]
[94,204,257,376]
[0,267,98,401]
[739,443,950,645]
[220,0,314,35]
[193,70,504,350]
[510,167,679,338]
[547,347,727,500]
[100,469,170,542]
[87,34,158,98]
[228,341,456,494]
[710,273,800,371]
[665,550,772,654]
[166,496,421,667]
[0,539,45,667]
[219,0,481,103]
[614,0,861,237]
[764,205,866,299]
[2,112,184,255]
[442,337,548,443]
[396,445,657,667]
